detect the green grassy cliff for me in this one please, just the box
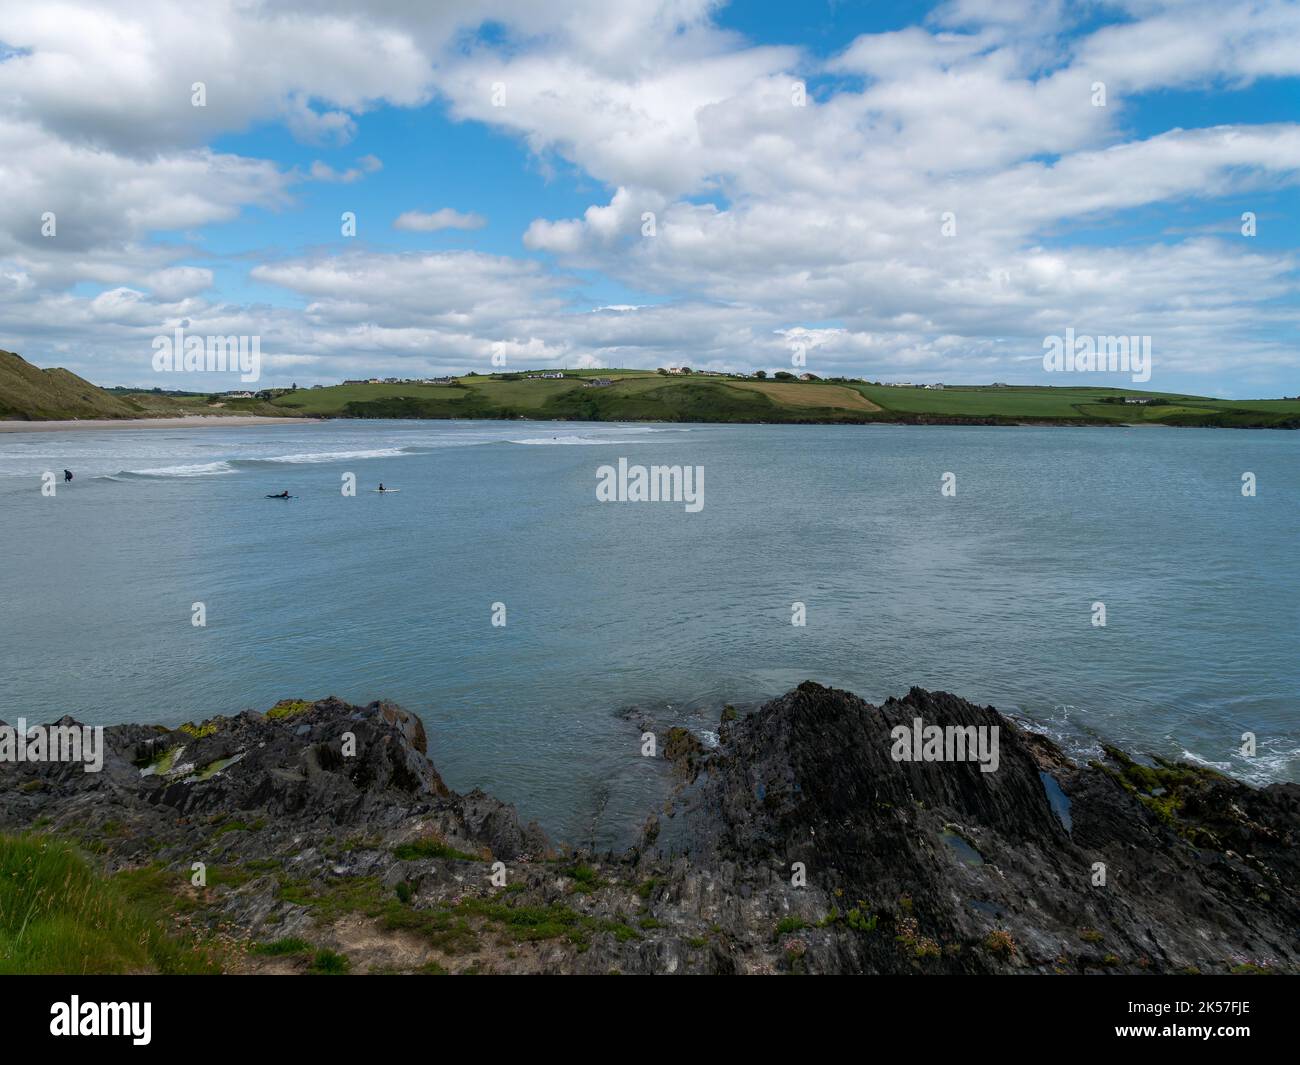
[0,350,287,421]
[0,350,144,420]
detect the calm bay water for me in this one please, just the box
[1,419,1296,845]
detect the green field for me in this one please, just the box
[850,383,1300,427]
[267,372,1300,429]
[2,350,1297,428]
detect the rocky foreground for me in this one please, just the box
[2,683,1296,974]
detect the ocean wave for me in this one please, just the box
[1182,745,1300,788]
[1177,749,1234,773]
[242,447,409,465]
[509,435,636,446]
[119,461,236,478]
[113,447,417,478]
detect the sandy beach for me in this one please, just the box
[0,415,319,434]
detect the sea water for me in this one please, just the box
[1,419,1296,845]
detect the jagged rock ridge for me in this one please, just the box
[1,684,1294,974]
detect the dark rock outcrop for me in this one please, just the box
[0,697,548,868]
[665,683,1299,973]
[1,683,1294,975]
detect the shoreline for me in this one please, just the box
[2,682,1295,975]
[0,415,319,434]
[0,411,1292,432]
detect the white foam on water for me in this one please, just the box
[251,447,407,464]
[1178,749,1234,772]
[1182,744,1300,788]
[509,435,637,446]
[125,461,236,478]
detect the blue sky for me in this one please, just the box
[0,0,1297,396]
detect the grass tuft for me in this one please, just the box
[0,833,218,974]
[308,948,350,974]
[250,936,311,957]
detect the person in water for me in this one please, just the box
[378,483,385,492]
[273,490,289,498]
[63,469,73,482]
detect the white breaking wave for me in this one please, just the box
[125,461,236,478]
[1181,745,1300,788]
[1178,749,1234,772]
[509,435,635,446]
[123,448,412,477]
[251,447,407,464]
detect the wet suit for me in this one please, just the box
[63,469,73,483]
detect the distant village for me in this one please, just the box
[658,367,946,388]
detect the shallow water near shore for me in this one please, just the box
[1,418,1297,847]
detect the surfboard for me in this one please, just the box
[372,489,401,493]
[265,494,295,499]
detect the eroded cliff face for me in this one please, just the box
[2,683,1295,975]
